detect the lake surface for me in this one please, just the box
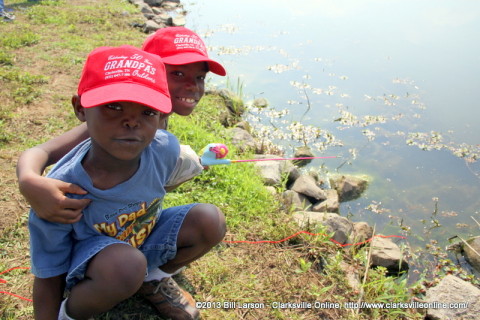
[182,0,480,255]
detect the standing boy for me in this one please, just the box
[28,45,225,320]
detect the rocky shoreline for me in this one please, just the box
[205,88,480,320]
[128,0,187,33]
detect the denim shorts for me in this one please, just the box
[66,203,196,289]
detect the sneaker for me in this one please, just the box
[138,277,200,320]
[1,10,15,21]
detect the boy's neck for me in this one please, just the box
[81,147,141,190]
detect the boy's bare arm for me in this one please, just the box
[33,275,65,320]
[17,124,91,223]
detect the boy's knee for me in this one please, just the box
[191,204,226,244]
[92,244,147,295]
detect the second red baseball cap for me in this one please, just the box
[142,27,226,76]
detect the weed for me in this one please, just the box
[295,257,313,273]
[0,31,40,49]
[0,51,14,66]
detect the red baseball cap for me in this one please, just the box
[142,27,226,76]
[77,45,172,113]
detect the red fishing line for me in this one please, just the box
[223,231,406,247]
[1,233,406,303]
[0,266,32,302]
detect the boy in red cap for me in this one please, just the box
[27,45,225,320]
[18,27,226,222]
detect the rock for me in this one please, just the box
[425,275,480,320]
[293,211,353,245]
[311,189,339,213]
[144,20,162,33]
[290,174,327,201]
[217,88,245,116]
[281,160,301,184]
[228,127,256,152]
[462,236,480,274]
[329,174,368,202]
[205,88,244,126]
[128,0,185,32]
[350,222,373,244]
[235,121,251,132]
[172,14,186,26]
[151,7,163,15]
[264,186,277,195]
[253,155,299,184]
[293,146,315,167]
[130,0,146,6]
[340,261,361,292]
[139,3,154,14]
[283,190,312,210]
[252,97,269,108]
[152,15,170,26]
[370,237,408,273]
[162,1,181,10]
[144,0,163,5]
[253,160,283,186]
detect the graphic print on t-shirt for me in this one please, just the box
[93,198,163,248]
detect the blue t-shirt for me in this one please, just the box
[28,130,180,278]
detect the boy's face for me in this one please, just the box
[73,98,160,162]
[166,62,208,116]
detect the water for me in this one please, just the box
[182,0,480,252]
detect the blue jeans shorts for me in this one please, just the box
[65,203,196,289]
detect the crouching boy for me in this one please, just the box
[28,45,225,320]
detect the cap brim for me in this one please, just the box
[81,83,172,113]
[161,52,226,76]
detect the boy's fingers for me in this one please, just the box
[61,197,91,211]
[59,182,88,195]
[58,209,83,224]
[53,198,90,224]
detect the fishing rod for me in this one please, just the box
[200,143,338,166]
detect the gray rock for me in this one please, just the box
[235,121,251,132]
[254,160,282,186]
[293,146,315,167]
[172,14,186,26]
[462,236,480,274]
[350,222,373,244]
[130,0,146,6]
[228,127,256,152]
[217,88,245,116]
[283,190,312,210]
[293,211,353,245]
[144,0,163,5]
[144,20,162,33]
[291,174,327,201]
[140,3,154,14]
[425,275,480,320]
[330,174,368,202]
[152,15,170,25]
[253,155,299,184]
[370,237,408,273]
[162,1,181,10]
[252,97,269,108]
[311,189,339,213]
[264,186,277,195]
[340,261,361,292]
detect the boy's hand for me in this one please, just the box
[19,176,90,224]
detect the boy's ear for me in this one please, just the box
[72,95,86,122]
